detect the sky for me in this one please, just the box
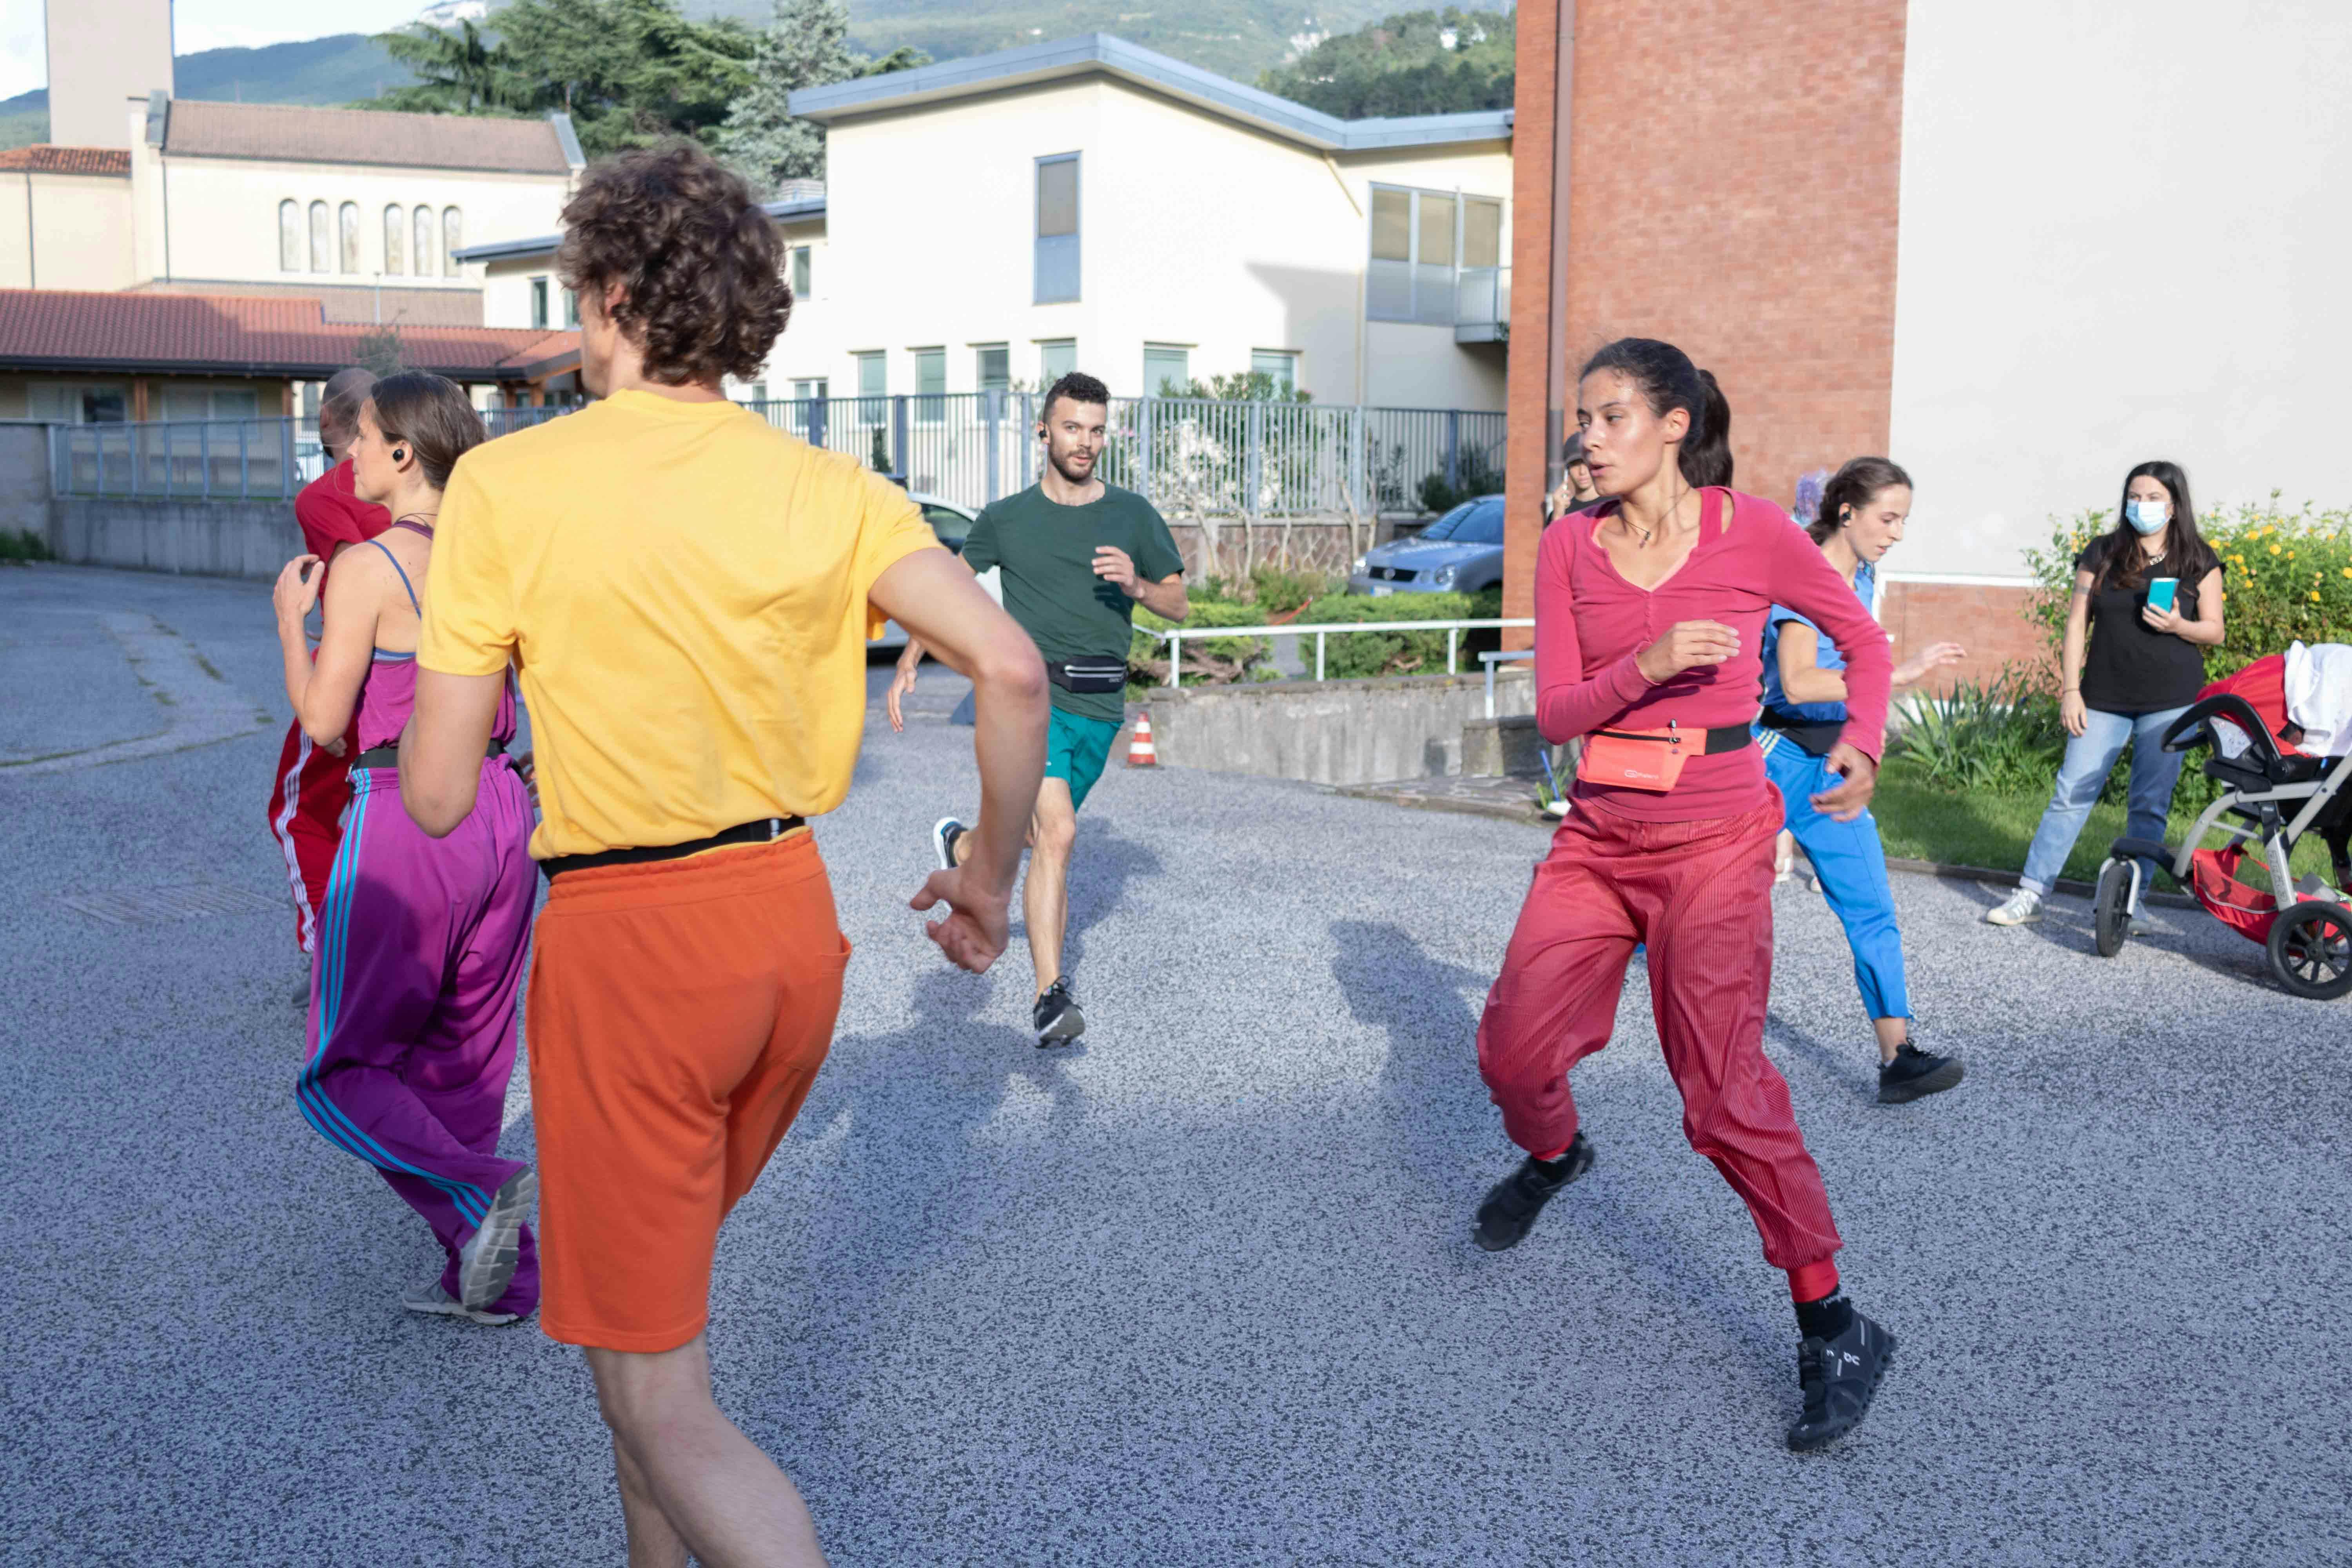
[2,0,430,103]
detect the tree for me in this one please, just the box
[714,0,929,196]
[1258,8,1514,119]
[353,325,405,379]
[366,0,757,157]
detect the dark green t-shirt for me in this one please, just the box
[962,481,1185,722]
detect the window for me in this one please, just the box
[339,202,361,273]
[162,387,256,421]
[1419,496,1506,544]
[279,200,301,272]
[441,207,463,275]
[853,351,886,414]
[789,245,811,300]
[975,344,1010,394]
[1143,343,1190,397]
[1034,153,1079,304]
[383,205,405,275]
[414,207,434,278]
[531,278,550,331]
[563,289,578,328]
[789,376,829,434]
[1039,339,1076,385]
[1250,349,1298,397]
[309,201,330,273]
[913,347,946,423]
[28,381,129,423]
[792,377,828,401]
[1367,185,1502,326]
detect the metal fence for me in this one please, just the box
[53,394,1508,517]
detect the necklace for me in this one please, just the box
[1624,479,1687,546]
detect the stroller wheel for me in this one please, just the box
[2094,859,2134,958]
[2267,900,2352,1001]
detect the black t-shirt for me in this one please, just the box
[2074,540,2218,712]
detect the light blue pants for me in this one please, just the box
[1761,731,1909,1021]
[2020,705,2190,896]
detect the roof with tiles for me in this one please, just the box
[160,100,579,175]
[0,290,579,380]
[0,146,133,176]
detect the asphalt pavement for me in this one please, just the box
[3,564,2347,1567]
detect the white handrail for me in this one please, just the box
[1152,616,1533,686]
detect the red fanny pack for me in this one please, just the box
[1576,722,1755,792]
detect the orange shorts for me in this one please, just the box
[526,832,848,1351]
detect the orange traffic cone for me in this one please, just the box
[1125,710,1158,768]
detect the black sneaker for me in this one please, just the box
[1471,1133,1594,1252]
[932,816,965,872]
[1033,978,1085,1047]
[1787,1310,1896,1451]
[1878,1041,1964,1104]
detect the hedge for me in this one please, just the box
[1125,587,1512,691]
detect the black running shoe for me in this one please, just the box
[1787,1310,1895,1451]
[1033,978,1085,1047]
[1471,1134,1594,1252]
[1878,1042,1964,1105]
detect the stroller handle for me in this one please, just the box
[2162,692,2284,762]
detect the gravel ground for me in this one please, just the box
[4,565,2348,1567]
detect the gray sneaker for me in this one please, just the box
[1984,888,2043,926]
[456,1169,535,1311]
[402,1279,521,1327]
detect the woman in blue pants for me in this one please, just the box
[1757,457,1968,1104]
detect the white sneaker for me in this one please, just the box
[933,816,965,872]
[401,1279,521,1326]
[1985,888,2043,925]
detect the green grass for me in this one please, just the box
[1872,769,2339,889]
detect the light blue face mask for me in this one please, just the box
[2126,499,2170,535]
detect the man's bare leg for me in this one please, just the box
[586,1336,828,1568]
[1024,779,1078,995]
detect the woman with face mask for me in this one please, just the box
[1472,339,1900,1452]
[1985,461,2225,926]
[1757,458,1965,1103]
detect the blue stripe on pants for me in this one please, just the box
[1761,730,1911,1021]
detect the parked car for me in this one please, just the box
[1348,494,1505,596]
[869,492,985,650]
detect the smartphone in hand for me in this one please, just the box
[2147,577,2178,612]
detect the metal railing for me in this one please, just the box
[51,394,1509,519]
[1153,615,1532,688]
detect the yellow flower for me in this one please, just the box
[2341,568,2352,579]
[2270,544,2282,555]
[2312,592,2323,602]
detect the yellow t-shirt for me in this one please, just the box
[418,388,940,859]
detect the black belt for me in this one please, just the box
[1590,723,1754,754]
[351,737,506,771]
[540,817,805,880]
[1756,708,1844,758]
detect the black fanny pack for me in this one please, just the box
[540,816,805,881]
[1757,708,1843,758]
[351,737,506,771]
[1046,658,1128,695]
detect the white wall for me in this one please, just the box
[1887,0,2352,581]
[772,76,1510,411]
[0,174,136,290]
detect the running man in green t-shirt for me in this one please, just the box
[887,372,1189,1046]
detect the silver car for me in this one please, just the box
[869,492,983,650]
[1348,494,1506,596]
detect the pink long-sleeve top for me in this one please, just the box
[1537,487,1893,822]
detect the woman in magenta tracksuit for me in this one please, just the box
[1470,339,1898,1452]
[273,372,538,1327]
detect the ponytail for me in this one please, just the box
[1579,338,1731,487]
[1809,456,1913,546]
[1678,368,1733,488]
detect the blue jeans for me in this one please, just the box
[2020,705,2190,895]
[1761,732,1909,1020]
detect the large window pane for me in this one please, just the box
[339,203,360,274]
[1250,349,1297,397]
[1143,344,1189,398]
[790,245,811,300]
[441,207,463,274]
[1036,156,1078,237]
[1415,192,1456,325]
[531,278,549,331]
[1039,339,1076,384]
[1417,193,1456,267]
[976,345,1010,392]
[383,205,405,275]
[279,200,301,272]
[309,201,330,273]
[1370,187,1411,262]
[414,207,434,278]
[1464,198,1503,269]
[914,347,946,423]
[855,351,886,397]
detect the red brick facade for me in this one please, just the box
[1502,0,1568,648]
[1508,0,1913,613]
[1878,581,2051,696]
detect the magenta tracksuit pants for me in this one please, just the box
[299,761,539,1314]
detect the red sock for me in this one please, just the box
[1532,1145,1572,1164]
[1787,1260,1840,1303]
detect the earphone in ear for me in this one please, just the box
[392,448,409,465]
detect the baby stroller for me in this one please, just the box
[2093,644,2352,999]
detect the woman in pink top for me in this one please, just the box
[1470,339,1898,1452]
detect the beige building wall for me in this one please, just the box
[46,0,174,149]
[0,173,138,290]
[769,77,1510,411]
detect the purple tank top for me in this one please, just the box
[353,519,516,754]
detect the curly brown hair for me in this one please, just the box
[557,141,791,387]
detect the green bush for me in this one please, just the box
[1887,670,2071,796]
[1417,445,1504,517]
[2025,495,2352,682]
[1127,599,1279,695]
[1247,563,1337,615]
[1289,589,1505,679]
[0,529,53,564]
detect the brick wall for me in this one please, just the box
[1501,0,1566,650]
[1878,581,2051,696]
[1555,0,1909,514]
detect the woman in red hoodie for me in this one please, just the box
[1471,339,1898,1452]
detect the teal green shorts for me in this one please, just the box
[1046,707,1122,810]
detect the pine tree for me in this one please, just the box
[715,0,927,196]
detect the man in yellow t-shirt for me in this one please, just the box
[398,144,1047,1568]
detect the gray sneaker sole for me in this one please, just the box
[457,1169,535,1312]
[1878,1056,1966,1104]
[403,1286,521,1327]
